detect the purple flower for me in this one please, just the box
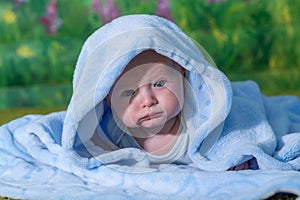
[13,0,28,9]
[207,0,224,3]
[91,0,121,25]
[155,0,173,21]
[39,0,62,35]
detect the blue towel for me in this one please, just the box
[1,14,300,199]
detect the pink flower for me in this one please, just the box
[39,0,62,35]
[91,0,121,25]
[156,0,173,21]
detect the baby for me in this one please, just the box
[1,15,300,199]
[92,49,249,169]
[92,50,190,164]
[107,50,184,154]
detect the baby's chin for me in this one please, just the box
[127,121,167,138]
[130,122,166,132]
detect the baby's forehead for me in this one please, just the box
[122,50,182,75]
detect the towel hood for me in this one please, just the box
[61,14,232,167]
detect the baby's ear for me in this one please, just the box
[181,68,186,77]
[104,96,111,106]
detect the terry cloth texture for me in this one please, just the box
[1,14,300,200]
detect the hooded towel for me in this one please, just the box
[1,14,300,199]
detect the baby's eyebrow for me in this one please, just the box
[113,64,177,90]
[113,82,137,92]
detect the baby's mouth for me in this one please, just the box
[139,112,163,122]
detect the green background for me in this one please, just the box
[0,0,300,124]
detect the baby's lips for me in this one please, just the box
[139,114,151,122]
[139,112,164,122]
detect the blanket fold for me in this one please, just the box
[1,14,300,199]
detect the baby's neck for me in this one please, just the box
[134,117,182,156]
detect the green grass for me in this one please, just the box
[0,106,66,125]
[226,68,300,97]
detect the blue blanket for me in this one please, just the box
[1,14,300,199]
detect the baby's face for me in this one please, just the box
[108,51,184,134]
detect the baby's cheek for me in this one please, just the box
[166,93,183,115]
[123,107,136,124]
[167,90,183,106]
[112,99,129,115]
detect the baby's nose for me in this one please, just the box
[138,85,158,108]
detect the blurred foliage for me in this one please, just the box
[0,0,299,110]
[171,0,300,96]
[0,84,71,109]
[172,0,300,71]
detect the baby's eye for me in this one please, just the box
[153,80,166,87]
[122,89,135,97]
